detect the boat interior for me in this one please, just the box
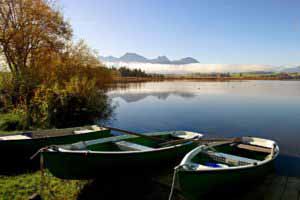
[61,131,202,152]
[0,125,105,140]
[184,138,277,170]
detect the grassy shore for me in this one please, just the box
[0,170,180,200]
[0,171,86,200]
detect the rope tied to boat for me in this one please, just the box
[39,150,56,199]
[168,165,185,200]
[40,152,45,197]
[34,145,59,199]
[30,145,58,160]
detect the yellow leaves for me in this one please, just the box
[1,0,112,89]
[65,77,96,96]
[0,0,72,76]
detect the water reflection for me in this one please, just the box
[107,80,300,176]
[108,82,198,101]
[108,80,300,100]
[109,91,196,103]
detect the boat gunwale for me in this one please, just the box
[52,141,194,154]
[44,131,204,154]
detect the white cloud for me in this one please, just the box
[105,62,281,74]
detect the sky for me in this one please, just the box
[60,0,300,65]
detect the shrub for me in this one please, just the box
[0,112,26,131]
[28,77,113,128]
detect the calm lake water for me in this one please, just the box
[105,80,300,176]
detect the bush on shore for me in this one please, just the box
[29,77,113,128]
[0,112,26,132]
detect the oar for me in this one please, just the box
[159,137,242,147]
[101,126,167,143]
[102,125,241,147]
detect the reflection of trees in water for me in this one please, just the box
[107,82,198,103]
[107,82,144,92]
[109,91,196,103]
[95,99,119,126]
[50,93,117,128]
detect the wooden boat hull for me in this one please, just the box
[177,160,275,200]
[0,126,111,170]
[43,141,197,179]
[176,137,279,200]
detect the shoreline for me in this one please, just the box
[113,76,300,83]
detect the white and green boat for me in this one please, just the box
[176,137,279,200]
[41,130,203,179]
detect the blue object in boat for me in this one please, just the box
[205,162,222,168]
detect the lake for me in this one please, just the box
[106,80,300,176]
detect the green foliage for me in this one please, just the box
[27,77,113,128]
[0,171,86,200]
[0,73,13,112]
[0,112,26,131]
[0,41,114,130]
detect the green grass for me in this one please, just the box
[0,171,87,200]
[0,130,19,135]
[0,113,25,134]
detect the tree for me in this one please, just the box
[0,0,114,129]
[57,40,113,87]
[0,0,72,79]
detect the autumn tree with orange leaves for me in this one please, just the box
[0,0,71,78]
[0,0,114,129]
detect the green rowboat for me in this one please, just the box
[41,131,203,179]
[0,125,111,170]
[176,137,279,200]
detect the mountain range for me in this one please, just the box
[99,53,199,65]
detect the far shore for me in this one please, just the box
[113,76,300,83]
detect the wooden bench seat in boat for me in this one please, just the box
[206,151,260,166]
[114,141,154,151]
[235,143,272,154]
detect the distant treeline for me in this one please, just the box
[109,68,300,81]
[111,67,163,78]
[165,72,300,81]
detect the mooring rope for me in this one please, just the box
[38,147,59,199]
[30,145,57,198]
[30,145,58,160]
[168,165,181,200]
[40,153,45,197]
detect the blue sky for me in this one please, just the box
[60,0,300,65]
